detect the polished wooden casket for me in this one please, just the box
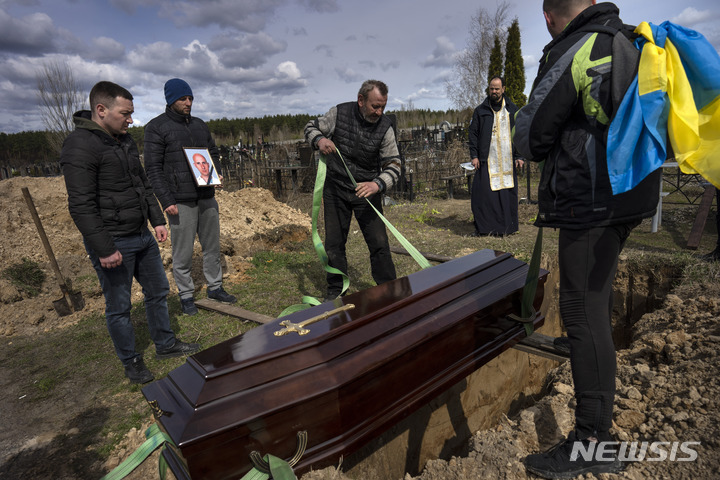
[142,249,548,479]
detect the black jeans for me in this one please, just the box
[558,221,638,439]
[323,183,396,296]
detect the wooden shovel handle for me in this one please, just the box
[21,187,69,294]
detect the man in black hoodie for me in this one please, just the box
[144,78,236,316]
[514,1,661,478]
[61,81,200,384]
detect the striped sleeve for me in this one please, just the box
[304,106,337,148]
[376,127,401,191]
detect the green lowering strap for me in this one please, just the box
[240,454,297,480]
[278,151,349,316]
[99,424,173,480]
[519,227,543,337]
[278,148,431,317]
[334,148,432,270]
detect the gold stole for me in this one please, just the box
[487,99,514,191]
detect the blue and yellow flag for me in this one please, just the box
[607,21,720,194]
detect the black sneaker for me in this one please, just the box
[700,248,720,262]
[156,340,201,359]
[124,357,154,384]
[524,431,623,479]
[180,297,198,315]
[207,287,237,304]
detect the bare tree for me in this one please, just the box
[36,60,85,155]
[445,2,511,110]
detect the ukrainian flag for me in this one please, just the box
[607,21,720,194]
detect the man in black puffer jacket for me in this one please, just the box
[61,81,200,385]
[144,78,236,316]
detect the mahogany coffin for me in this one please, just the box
[142,249,548,479]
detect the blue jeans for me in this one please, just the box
[85,228,176,366]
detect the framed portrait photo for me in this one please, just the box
[183,147,221,187]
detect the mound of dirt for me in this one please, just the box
[302,280,720,480]
[0,176,310,337]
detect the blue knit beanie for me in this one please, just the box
[164,78,193,105]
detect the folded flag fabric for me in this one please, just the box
[607,21,720,194]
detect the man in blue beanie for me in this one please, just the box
[144,78,236,315]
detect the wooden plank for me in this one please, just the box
[390,245,455,263]
[687,184,716,250]
[513,332,569,362]
[195,298,274,324]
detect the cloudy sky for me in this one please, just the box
[1,0,719,134]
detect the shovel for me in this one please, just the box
[22,187,85,316]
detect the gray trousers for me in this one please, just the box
[168,198,222,299]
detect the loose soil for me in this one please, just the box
[0,176,310,337]
[1,176,719,480]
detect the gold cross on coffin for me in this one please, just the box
[274,304,355,336]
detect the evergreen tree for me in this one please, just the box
[487,33,504,87]
[504,18,527,107]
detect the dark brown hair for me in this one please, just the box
[89,81,133,110]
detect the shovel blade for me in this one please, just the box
[70,291,85,311]
[52,297,73,317]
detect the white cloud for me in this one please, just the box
[523,54,538,69]
[298,0,338,13]
[314,44,334,58]
[210,32,286,69]
[277,61,302,79]
[158,0,285,33]
[334,66,362,84]
[125,41,180,74]
[0,10,57,54]
[671,7,718,26]
[380,60,400,72]
[89,37,126,62]
[422,36,460,68]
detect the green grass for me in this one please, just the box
[241,248,325,314]
[2,257,46,297]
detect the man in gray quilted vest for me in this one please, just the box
[304,80,402,300]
